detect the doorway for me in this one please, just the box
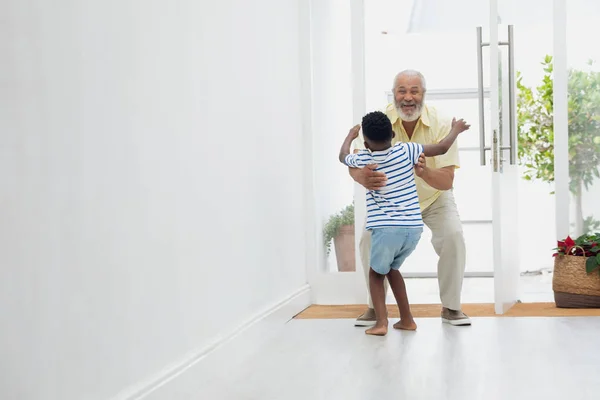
[307,0,578,312]
[360,0,573,312]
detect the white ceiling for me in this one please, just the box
[368,0,600,34]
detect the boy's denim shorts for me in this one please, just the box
[370,226,423,275]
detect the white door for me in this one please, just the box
[483,0,521,313]
[394,0,522,313]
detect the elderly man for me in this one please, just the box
[350,69,471,326]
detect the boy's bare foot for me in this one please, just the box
[393,319,417,331]
[365,323,388,336]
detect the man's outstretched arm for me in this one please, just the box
[348,164,387,191]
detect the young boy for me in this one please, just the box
[339,111,470,336]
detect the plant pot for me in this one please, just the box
[333,225,355,272]
[552,255,600,308]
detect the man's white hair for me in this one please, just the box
[392,69,427,93]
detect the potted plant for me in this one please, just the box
[323,203,355,272]
[552,233,600,307]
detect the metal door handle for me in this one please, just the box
[507,25,516,165]
[476,26,487,166]
[477,25,517,167]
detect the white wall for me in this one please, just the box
[0,1,308,399]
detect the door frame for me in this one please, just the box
[304,0,570,308]
[552,0,570,239]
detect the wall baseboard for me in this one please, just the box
[112,284,311,400]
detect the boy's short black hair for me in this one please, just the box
[362,111,393,142]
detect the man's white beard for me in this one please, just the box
[396,103,422,122]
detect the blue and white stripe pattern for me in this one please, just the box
[345,142,424,229]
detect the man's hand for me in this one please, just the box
[414,153,427,178]
[349,164,387,191]
[451,117,470,134]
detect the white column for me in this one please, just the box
[553,0,570,240]
[298,0,319,297]
[350,0,367,301]
[350,0,366,124]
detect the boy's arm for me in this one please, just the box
[339,124,361,164]
[421,118,470,157]
[347,126,387,190]
[415,153,455,190]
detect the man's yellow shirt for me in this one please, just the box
[356,104,460,211]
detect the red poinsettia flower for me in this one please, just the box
[559,236,577,255]
[565,236,575,248]
[554,234,600,260]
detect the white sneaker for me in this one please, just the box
[354,308,377,326]
[441,308,471,326]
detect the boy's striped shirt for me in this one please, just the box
[345,142,424,230]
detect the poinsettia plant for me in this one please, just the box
[553,233,600,275]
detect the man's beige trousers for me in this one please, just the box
[359,190,466,311]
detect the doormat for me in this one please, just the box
[294,303,600,319]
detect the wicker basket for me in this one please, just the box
[553,254,600,308]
